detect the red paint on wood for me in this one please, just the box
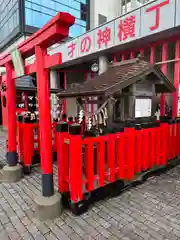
[160,43,168,116]
[35,46,53,174]
[6,63,16,152]
[172,40,180,118]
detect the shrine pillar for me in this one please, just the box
[98,56,109,75]
[1,63,23,182]
[34,46,61,220]
[172,40,180,118]
[50,70,58,89]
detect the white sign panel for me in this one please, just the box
[114,9,141,46]
[78,31,94,57]
[11,48,25,77]
[135,98,152,118]
[53,0,177,64]
[141,0,175,37]
[94,22,115,52]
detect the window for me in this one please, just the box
[80,2,87,12]
[121,0,154,14]
[80,2,87,22]
[25,0,88,38]
[81,12,87,21]
[0,0,19,48]
[98,14,107,26]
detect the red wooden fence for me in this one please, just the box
[57,121,180,203]
[17,122,57,168]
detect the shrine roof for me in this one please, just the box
[16,75,59,93]
[57,58,175,98]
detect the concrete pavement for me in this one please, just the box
[1,134,180,239]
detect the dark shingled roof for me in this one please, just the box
[57,58,175,98]
[16,75,59,93]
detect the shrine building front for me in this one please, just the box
[1,0,180,127]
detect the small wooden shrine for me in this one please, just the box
[57,58,175,134]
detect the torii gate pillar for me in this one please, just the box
[0,12,75,219]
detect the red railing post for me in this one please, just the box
[56,122,69,193]
[69,124,83,203]
[107,134,116,182]
[135,125,143,173]
[150,123,160,168]
[160,122,168,165]
[125,128,135,180]
[85,139,94,192]
[155,125,161,166]
[97,137,105,187]
[168,121,173,160]
[117,131,125,179]
[172,120,177,159]
[141,127,149,171]
[175,121,178,157]
[177,119,180,156]
[22,122,34,169]
[148,127,153,169]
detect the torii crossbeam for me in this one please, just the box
[0,12,75,199]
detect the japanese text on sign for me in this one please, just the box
[60,0,177,63]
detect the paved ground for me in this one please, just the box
[1,132,180,239]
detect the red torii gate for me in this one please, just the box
[0,13,75,198]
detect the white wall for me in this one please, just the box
[89,0,147,29]
[89,0,122,29]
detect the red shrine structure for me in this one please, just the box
[1,1,180,218]
[0,12,75,201]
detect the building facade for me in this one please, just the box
[46,0,180,119]
[0,0,89,52]
[89,0,154,29]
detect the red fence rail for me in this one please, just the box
[17,122,57,168]
[57,121,180,204]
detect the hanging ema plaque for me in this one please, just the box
[11,47,25,78]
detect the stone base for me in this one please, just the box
[1,164,23,183]
[34,192,62,220]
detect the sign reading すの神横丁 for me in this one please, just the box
[57,0,179,63]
